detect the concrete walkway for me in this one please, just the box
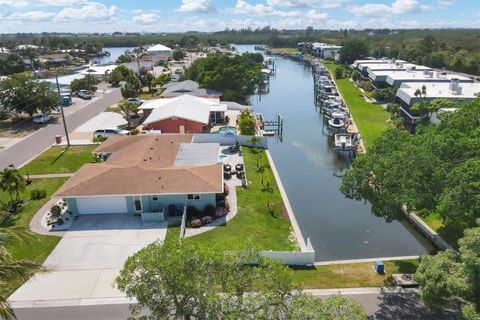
[24,173,75,179]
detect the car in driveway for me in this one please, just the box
[127,98,144,105]
[77,89,92,100]
[93,127,129,138]
[32,114,51,124]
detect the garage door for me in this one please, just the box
[76,196,127,214]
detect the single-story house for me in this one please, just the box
[39,53,72,66]
[54,134,223,222]
[161,80,222,99]
[312,43,342,59]
[140,94,228,133]
[80,64,119,80]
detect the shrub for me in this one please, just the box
[93,136,107,143]
[130,128,140,135]
[201,216,213,225]
[30,189,47,200]
[190,218,202,228]
[50,205,62,220]
[204,204,216,216]
[218,199,231,212]
[186,206,200,219]
[357,81,374,93]
[216,207,228,217]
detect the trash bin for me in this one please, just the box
[55,135,62,144]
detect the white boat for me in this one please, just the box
[334,133,356,151]
[328,112,349,131]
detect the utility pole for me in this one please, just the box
[55,74,70,147]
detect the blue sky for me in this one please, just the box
[0,0,478,33]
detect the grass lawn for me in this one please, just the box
[324,61,390,149]
[1,177,68,297]
[189,147,296,251]
[271,47,300,55]
[292,259,420,289]
[20,145,97,175]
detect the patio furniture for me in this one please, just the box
[224,171,231,179]
[223,164,232,172]
[235,163,244,171]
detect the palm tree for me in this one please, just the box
[115,103,139,129]
[0,218,45,319]
[0,168,26,209]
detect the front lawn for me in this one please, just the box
[292,259,420,289]
[324,62,390,149]
[190,147,296,251]
[20,145,97,175]
[1,177,68,297]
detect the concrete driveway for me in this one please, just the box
[9,214,166,307]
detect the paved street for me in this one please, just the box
[0,88,121,169]
[13,288,456,320]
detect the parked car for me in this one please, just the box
[32,114,50,124]
[127,98,144,105]
[77,89,92,100]
[93,127,129,138]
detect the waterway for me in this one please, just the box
[235,44,434,261]
[92,47,136,65]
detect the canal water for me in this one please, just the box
[235,44,433,261]
[92,47,136,65]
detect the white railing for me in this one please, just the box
[179,204,187,238]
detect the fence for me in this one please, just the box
[192,134,268,148]
[402,205,453,251]
[260,238,316,266]
[179,204,187,239]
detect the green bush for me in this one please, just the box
[357,81,374,93]
[30,189,47,200]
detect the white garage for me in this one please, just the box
[75,196,128,215]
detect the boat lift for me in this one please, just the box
[256,113,284,140]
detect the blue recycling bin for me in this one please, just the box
[374,260,384,274]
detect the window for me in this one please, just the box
[187,194,201,200]
[134,196,142,212]
[152,196,159,201]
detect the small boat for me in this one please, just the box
[328,112,349,131]
[334,133,356,151]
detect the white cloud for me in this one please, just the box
[266,0,314,7]
[349,0,429,17]
[9,11,55,21]
[0,0,29,7]
[306,9,328,20]
[319,0,351,8]
[55,2,118,21]
[177,0,215,13]
[231,0,302,17]
[133,13,160,25]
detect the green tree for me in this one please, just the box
[121,82,138,99]
[70,74,97,93]
[116,240,367,320]
[107,68,123,87]
[0,217,46,319]
[339,39,369,64]
[237,109,257,136]
[115,102,138,129]
[415,221,480,318]
[0,73,57,116]
[172,49,186,61]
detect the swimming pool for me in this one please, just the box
[216,126,237,134]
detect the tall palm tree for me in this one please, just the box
[0,218,45,319]
[115,103,139,129]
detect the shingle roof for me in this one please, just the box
[54,135,223,197]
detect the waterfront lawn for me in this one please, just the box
[1,177,68,297]
[20,145,97,175]
[189,147,296,251]
[271,48,300,55]
[292,259,420,289]
[324,62,390,149]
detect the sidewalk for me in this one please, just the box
[24,173,75,179]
